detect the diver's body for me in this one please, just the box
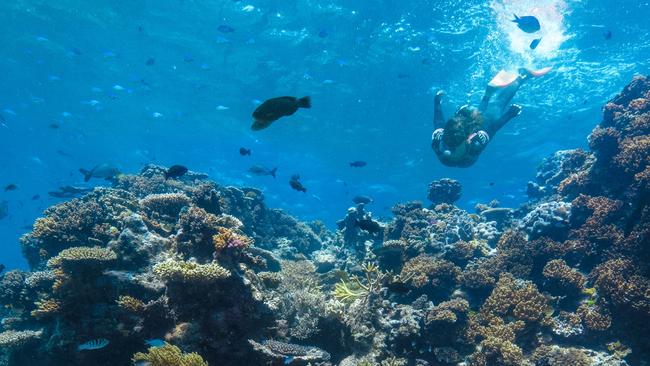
[431,67,550,167]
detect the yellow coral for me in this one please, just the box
[117,295,145,313]
[30,299,61,319]
[132,343,208,366]
[212,227,252,251]
[47,246,117,268]
[153,259,230,283]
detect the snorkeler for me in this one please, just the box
[431,67,551,167]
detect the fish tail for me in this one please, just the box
[512,14,519,22]
[79,168,92,182]
[270,167,277,178]
[246,149,251,155]
[297,96,311,109]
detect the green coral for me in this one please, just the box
[153,258,230,283]
[132,343,208,366]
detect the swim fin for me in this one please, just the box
[488,70,519,88]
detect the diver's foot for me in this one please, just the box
[506,104,522,118]
[435,90,444,104]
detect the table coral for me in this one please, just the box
[153,258,231,283]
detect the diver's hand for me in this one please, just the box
[432,128,444,142]
[475,131,489,145]
[468,131,490,147]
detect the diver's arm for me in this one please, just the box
[433,90,445,129]
[486,104,522,137]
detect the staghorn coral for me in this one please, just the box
[153,258,230,283]
[132,343,209,366]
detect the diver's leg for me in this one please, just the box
[433,90,445,129]
[486,104,522,136]
[479,85,497,112]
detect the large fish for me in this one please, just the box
[79,164,120,182]
[251,96,311,131]
[249,165,278,178]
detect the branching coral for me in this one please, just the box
[21,188,136,268]
[399,255,460,291]
[531,345,592,366]
[426,298,469,324]
[542,259,586,292]
[30,299,61,319]
[480,274,552,324]
[333,263,386,303]
[212,227,253,251]
[153,258,230,283]
[140,193,192,225]
[117,295,145,313]
[0,330,43,348]
[132,343,208,366]
[591,258,650,316]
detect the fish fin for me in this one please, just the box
[79,168,92,182]
[297,96,311,109]
[270,167,277,178]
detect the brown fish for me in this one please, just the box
[251,96,311,130]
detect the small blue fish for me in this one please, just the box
[512,14,540,33]
[78,338,109,351]
[317,28,328,38]
[218,25,235,33]
[530,38,542,49]
[284,356,294,365]
[144,339,165,347]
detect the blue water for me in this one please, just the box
[1,0,649,270]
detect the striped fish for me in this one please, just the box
[77,338,109,351]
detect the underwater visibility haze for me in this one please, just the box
[0,0,649,365]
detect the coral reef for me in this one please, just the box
[132,343,208,366]
[1,77,648,365]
